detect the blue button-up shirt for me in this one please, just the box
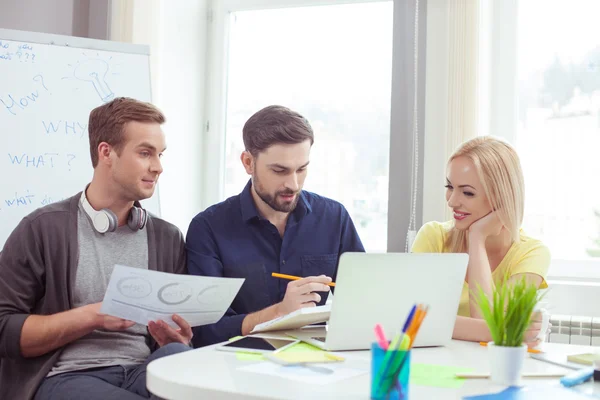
[186,180,365,346]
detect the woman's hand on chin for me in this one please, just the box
[468,211,503,241]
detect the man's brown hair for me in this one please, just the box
[243,105,314,157]
[88,97,165,167]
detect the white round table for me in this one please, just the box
[147,340,598,399]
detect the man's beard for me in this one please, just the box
[253,173,300,213]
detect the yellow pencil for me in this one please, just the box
[479,341,542,354]
[271,272,336,287]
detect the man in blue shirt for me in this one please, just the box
[186,105,365,347]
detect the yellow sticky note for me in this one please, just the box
[279,342,326,353]
[567,353,600,366]
[270,341,344,364]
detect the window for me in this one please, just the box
[221,2,393,251]
[516,0,600,270]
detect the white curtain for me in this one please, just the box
[106,0,208,235]
[108,0,161,101]
[422,0,480,224]
[108,0,134,43]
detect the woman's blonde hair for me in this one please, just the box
[446,136,525,253]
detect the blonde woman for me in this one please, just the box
[411,136,550,346]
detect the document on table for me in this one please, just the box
[238,362,366,385]
[100,265,244,328]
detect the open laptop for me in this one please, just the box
[285,252,468,351]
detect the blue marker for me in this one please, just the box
[560,367,594,387]
[402,304,417,333]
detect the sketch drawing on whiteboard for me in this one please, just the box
[66,54,117,102]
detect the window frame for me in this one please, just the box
[203,0,427,252]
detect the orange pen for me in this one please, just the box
[407,305,429,347]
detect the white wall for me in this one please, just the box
[543,281,600,318]
[88,0,110,39]
[0,0,110,39]
[0,0,88,37]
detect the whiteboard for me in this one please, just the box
[0,29,160,249]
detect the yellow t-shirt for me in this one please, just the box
[411,221,550,317]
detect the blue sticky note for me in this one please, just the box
[463,387,521,400]
[463,385,596,399]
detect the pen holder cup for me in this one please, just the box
[371,342,411,400]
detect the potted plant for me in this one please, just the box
[476,276,542,386]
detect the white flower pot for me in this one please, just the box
[487,342,527,386]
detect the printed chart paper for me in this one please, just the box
[100,265,244,327]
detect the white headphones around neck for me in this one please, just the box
[80,190,148,233]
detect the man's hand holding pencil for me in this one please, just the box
[273,274,332,317]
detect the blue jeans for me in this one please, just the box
[35,343,191,400]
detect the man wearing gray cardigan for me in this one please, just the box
[0,98,192,400]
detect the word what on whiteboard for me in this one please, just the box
[7,153,77,171]
[0,190,65,212]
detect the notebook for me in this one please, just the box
[250,304,331,333]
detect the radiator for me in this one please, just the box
[547,315,600,346]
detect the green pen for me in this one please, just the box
[375,333,410,397]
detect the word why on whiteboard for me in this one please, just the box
[42,120,88,139]
[7,152,77,171]
[0,41,36,63]
[0,75,50,116]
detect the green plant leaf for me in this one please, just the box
[475,274,541,347]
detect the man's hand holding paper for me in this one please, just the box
[148,314,193,346]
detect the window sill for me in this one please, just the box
[542,278,600,318]
[547,259,600,282]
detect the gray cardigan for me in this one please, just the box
[0,193,187,400]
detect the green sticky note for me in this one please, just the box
[410,363,473,388]
[235,352,265,361]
